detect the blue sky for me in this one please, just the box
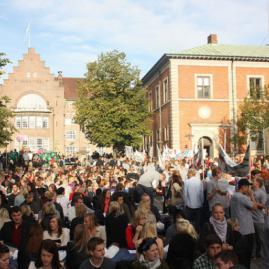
[0,0,268,80]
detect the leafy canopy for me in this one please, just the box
[0,53,15,147]
[75,50,150,151]
[236,86,269,144]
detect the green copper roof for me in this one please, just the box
[178,44,269,57]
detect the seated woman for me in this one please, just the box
[105,201,128,248]
[29,239,63,269]
[43,215,70,249]
[132,238,169,269]
[139,222,164,259]
[125,209,147,250]
[200,203,241,252]
[17,223,43,269]
[84,213,106,245]
[65,224,89,269]
[166,219,198,269]
[0,243,14,269]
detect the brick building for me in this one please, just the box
[0,48,93,154]
[142,34,269,158]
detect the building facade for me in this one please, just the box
[142,34,269,157]
[0,48,93,155]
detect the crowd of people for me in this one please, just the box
[0,149,268,269]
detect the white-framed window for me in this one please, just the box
[162,78,169,103]
[65,118,72,125]
[15,117,21,128]
[22,116,28,128]
[66,130,76,140]
[42,117,48,128]
[156,129,160,143]
[196,75,212,99]
[155,85,160,109]
[164,125,169,142]
[16,94,48,112]
[248,76,264,99]
[65,146,77,154]
[28,116,36,129]
[148,91,153,112]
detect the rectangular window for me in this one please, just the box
[163,78,169,103]
[197,76,211,99]
[249,77,262,99]
[155,85,160,109]
[148,91,152,112]
[22,116,28,128]
[29,116,36,129]
[164,125,169,142]
[66,130,76,140]
[65,146,77,154]
[15,117,21,128]
[42,117,48,128]
[36,117,42,128]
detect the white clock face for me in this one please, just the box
[198,106,211,119]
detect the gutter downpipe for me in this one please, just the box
[231,58,237,157]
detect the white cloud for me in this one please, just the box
[4,0,269,76]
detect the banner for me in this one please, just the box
[218,144,250,177]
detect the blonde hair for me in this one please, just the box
[133,209,147,226]
[140,221,157,239]
[109,201,123,216]
[0,208,9,219]
[187,169,196,178]
[42,202,57,215]
[175,218,198,239]
[20,204,33,217]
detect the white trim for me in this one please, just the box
[194,74,213,99]
[246,75,265,97]
[170,59,180,149]
[155,84,160,109]
[162,77,169,104]
[176,98,229,102]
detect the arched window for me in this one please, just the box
[16,94,48,111]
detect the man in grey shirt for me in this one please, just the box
[230,178,261,269]
[252,177,267,261]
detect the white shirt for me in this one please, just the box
[184,175,204,209]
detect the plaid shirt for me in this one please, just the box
[193,253,214,269]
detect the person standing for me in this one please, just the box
[184,169,204,233]
[230,178,263,269]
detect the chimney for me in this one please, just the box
[207,34,218,44]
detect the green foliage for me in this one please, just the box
[75,50,150,152]
[236,86,269,147]
[0,53,10,76]
[0,53,15,146]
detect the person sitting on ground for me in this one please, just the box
[193,234,222,269]
[65,224,89,269]
[105,201,128,248]
[84,213,106,246]
[166,218,198,269]
[214,250,246,269]
[79,237,116,269]
[43,215,70,249]
[132,238,169,269]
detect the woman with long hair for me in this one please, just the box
[105,201,128,248]
[30,239,63,269]
[43,215,70,249]
[65,224,89,269]
[166,219,198,269]
[83,213,106,245]
[18,223,43,269]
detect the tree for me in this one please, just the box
[236,86,269,148]
[75,50,150,152]
[0,53,15,147]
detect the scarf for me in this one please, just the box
[209,216,227,243]
[138,254,161,269]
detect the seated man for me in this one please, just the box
[79,237,116,269]
[0,206,30,249]
[214,250,246,269]
[193,234,222,269]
